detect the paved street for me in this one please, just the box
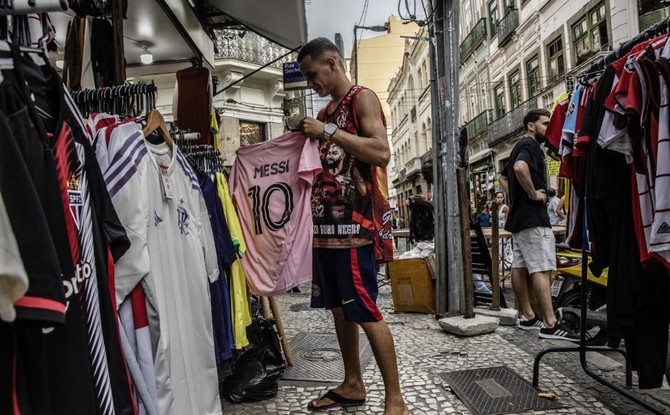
[220,275,670,414]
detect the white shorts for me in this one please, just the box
[511,226,556,274]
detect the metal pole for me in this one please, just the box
[112,0,126,84]
[457,168,474,318]
[354,26,358,84]
[430,0,448,316]
[441,0,463,315]
[490,201,501,310]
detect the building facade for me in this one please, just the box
[350,16,420,212]
[387,27,433,223]
[212,30,295,167]
[459,0,495,208]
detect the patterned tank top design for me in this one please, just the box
[313,85,376,248]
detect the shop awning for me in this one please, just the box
[209,0,308,49]
[495,147,513,162]
[468,149,492,165]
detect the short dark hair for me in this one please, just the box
[495,191,504,198]
[297,37,343,66]
[523,108,551,131]
[547,188,557,198]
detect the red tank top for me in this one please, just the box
[314,86,394,262]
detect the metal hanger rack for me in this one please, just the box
[532,17,670,415]
[71,82,158,118]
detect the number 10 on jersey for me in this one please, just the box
[248,183,294,235]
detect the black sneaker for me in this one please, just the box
[539,323,580,341]
[517,315,544,331]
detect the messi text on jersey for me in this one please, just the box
[254,160,290,179]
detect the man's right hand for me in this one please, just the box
[529,189,547,203]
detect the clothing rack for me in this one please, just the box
[533,19,670,415]
[71,82,157,118]
[171,130,201,142]
[179,141,225,174]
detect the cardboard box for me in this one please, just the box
[387,258,436,313]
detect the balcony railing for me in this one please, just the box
[465,109,493,139]
[459,18,487,62]
[497,9,519,47]
[399,168,407,182]
[406,157,422,177]
[214,30,295,68]
[488,97,538,145]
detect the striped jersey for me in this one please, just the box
[105,130,222,415]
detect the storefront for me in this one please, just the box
[468,148,495,210]
[1,1,307,414]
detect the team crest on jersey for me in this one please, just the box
[624,57,636,73]
[177,200,190,236]
[67,173,83,229]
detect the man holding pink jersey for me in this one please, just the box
[298,37,407,415]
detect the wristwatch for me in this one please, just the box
[323,123,338,140]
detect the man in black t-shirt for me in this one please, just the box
[500,109,579,341]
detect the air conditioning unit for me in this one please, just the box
[639,7,670,32]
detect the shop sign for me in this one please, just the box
[283,62,307,91]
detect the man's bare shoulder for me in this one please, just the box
[356,88,379,103]
[354,89,382,117]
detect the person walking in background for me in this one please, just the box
[477,204,491,227]
[495,191,509,229]
[494,191,513,272]
[546,188,565,225]
[555,187,567,225]
[297,37,407,415]
[499,109,579,341]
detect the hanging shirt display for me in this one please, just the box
[215,172,251,349]
[0,45,136,414]
[105,128,222,415]
[229,131,321,296]
[199,173,236,363]
[547,30,670,389]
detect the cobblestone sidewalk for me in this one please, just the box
[218,282,645,414]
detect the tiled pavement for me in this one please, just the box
[219,278,670,414]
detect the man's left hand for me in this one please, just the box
[299,117,326,140]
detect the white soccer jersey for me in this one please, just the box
[649,39,670,262]
[0,192,28,323]
[105,130,221,415]
[229,131,321,296]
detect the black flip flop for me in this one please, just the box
[307,389,366,411]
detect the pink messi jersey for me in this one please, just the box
[229,132,321,295]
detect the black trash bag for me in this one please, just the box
[219,298,287,403]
